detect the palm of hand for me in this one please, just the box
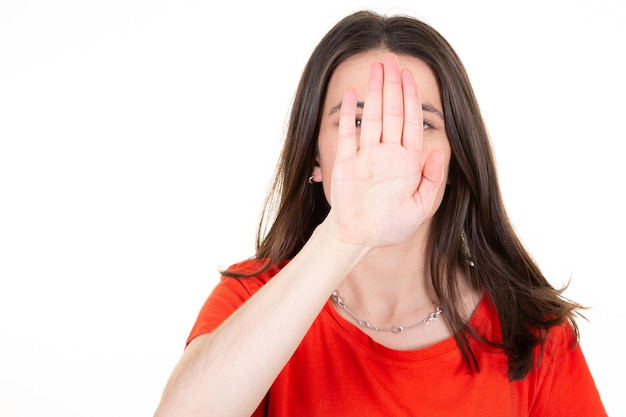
[328,54,445,248]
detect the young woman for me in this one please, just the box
[154,10,606,416]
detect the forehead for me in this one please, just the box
[324,51,441,108]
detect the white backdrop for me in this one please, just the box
[1,1,624,416]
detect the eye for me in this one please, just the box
[355,117,362,128]
[423,119,434,130]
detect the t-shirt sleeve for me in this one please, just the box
[185,276,259,346]
[185,260,282,346]
[529,324,607,416]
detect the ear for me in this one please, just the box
[310,163,322,183]
[307,150,322,183]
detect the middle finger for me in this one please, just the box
[381,54,404,145]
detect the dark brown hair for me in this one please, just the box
[226,10,583,381]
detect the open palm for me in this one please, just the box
[328,54,445,248]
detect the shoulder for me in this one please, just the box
[541,319,578,361]
[220,258,288,294]
[185,259,289,345]
[526,322,606,415]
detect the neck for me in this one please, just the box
[335,232,438,320]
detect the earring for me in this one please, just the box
[308,175,314,184]
[460,230,475,267]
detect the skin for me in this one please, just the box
[153,51,477,417]
[314,51,450,214]
[314,51,459,350]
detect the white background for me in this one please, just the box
[1,0,624,416]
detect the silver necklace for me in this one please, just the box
[330,291,443,334]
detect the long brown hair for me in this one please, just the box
[227,10,583,381]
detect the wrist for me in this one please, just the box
[312,217,373,263]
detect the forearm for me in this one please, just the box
[154,222,369,417]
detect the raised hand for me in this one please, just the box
[326,53,446,248]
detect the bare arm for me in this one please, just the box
[153,223,367,416]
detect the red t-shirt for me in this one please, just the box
[187,260,607,416]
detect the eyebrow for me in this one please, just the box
[327,101,444,119]
[328,101,365,115]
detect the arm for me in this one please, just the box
[154,224,367,416]
[153,54,445,417]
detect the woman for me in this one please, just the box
[154,10,606,416]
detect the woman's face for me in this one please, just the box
[315,51,451,217]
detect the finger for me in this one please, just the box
[400,68,423,154]
[381,54,404,145]
[414,149,445,210]
[336,87,358,163]
[359,61,383,148]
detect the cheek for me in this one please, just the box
[315,133,338,204]
[316,132,338,174]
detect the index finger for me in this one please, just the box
[336,87,358,163]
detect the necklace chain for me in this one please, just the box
[330,291,443,334]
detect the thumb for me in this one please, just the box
[413,149,445,210]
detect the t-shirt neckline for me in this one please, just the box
[322,292,490,363]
